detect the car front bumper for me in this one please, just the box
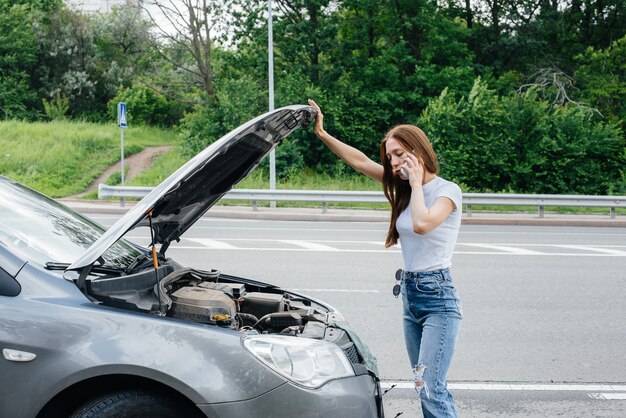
[197,373,383,418]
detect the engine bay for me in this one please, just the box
[159,268,326,331]
[86,266,361,364]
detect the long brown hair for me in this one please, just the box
[380,125,438,248]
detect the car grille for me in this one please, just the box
[343,342,360,364]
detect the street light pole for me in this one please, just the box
[268,0,276,208]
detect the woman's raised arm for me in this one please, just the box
[308,99,383,183]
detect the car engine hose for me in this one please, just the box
[254,312,303,331]
[236,313,259,328]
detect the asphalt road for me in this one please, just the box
[89,213,626,417]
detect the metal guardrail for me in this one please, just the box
[98,184,625,219]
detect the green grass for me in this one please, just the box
[237,167,381,191]
[120,148,382,191]
[78,143,626,214]
[0,120,176,197]
[96,148,388,209]
[2,120,622,215]
[126,146,188,187]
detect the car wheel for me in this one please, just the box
[69,390,200,418]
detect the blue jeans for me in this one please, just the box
[401,268,462,418]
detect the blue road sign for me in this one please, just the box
[118,102,127,128]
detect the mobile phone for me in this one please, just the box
[400,162,409,179]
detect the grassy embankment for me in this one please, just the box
[0,120,174,197]
[124,146,386,209]
[0,120,383,209]
[0,120,621,214]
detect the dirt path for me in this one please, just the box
[71,145,172,198]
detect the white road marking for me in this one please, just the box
[367,241,391,247]
[279,240,339,251]
[461,243,544,255]
[194,226,386,232]
[218,238,386,245]
[186,238,237,249]
[168,247,624,256]
[454,251,624,257]
[292,288,379,293]
[382,381,626,392]
[168,246,401,253]
[459,243,626,249]
[459,230,626,237]
[89,216,626,237]
[124,237,626,256]
[588,393,626,400]
[553,245,626,255]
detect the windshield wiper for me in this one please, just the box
[125,251,152,273]
[45,262,71,270]
[45,262,123,274]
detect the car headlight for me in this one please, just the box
[243,335,355,388]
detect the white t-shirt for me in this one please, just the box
[396,176,462,272]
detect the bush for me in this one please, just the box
[42,91,69,120]
[108,84,182,127]
[178,75,265,157]
[541,106,624,194]
[419,77,625,194]
[419,78,512,191]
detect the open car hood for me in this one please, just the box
[68,105,316,272]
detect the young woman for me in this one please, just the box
[308,99,463,418]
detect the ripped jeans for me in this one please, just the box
[401,268,462,418]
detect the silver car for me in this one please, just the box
[0,105,383,418]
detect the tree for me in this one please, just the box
[575,35,626,132]
[34,4,156,121]
[94,5,154,69]
[0,4,39,119]
[0,0,61,13]
[143,0,225,98]
[458,0,626,77]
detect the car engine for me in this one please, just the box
[88,267,361,365]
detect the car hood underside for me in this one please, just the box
[68,105,316,273]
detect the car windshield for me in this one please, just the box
[0,178,141,268]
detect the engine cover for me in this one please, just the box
[169,286,237,328]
